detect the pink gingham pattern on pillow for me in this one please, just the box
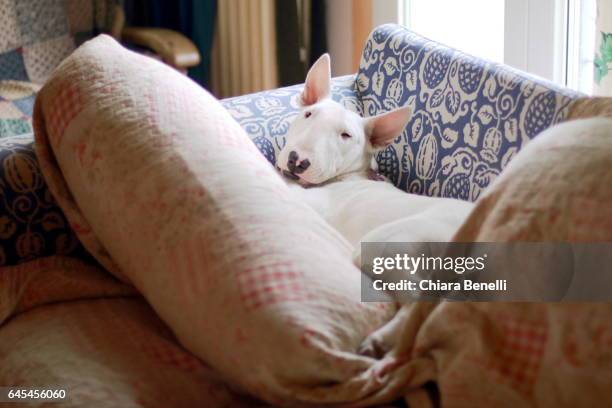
[46,82,83,144]
[33,35,403,406]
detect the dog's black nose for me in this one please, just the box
[288,150,298,164]
[288,151,310,174]
[297,158,310,172]
[287,150,299,172]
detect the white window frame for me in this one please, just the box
[566,0,597,93]
[503,0,568,84]
[372,0,401,28]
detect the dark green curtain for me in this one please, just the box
[275,0,328,86]
[123,0,217,88]
[309,0,327,65]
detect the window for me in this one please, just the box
[375,0,597,92]
[400,0,505,63]
[566,0,597,93]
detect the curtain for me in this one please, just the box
[210,0,278,98]
[123,0,217,87]
[275,0,304,86]
[275,0,328,87]
[594,0,612,95]
[309,0,328,66]
[210,0,328,98]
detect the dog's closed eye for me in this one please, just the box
[341,132,352,140]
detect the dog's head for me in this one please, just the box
[277,53,412,186]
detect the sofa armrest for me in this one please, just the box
[567,96,612,120]
[221,75,360,165]
[121,27,201,69]
[0,136,90,266]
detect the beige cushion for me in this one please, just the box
[33,35,397,405]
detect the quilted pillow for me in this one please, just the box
[453,117,612,241]
[34,35,399,405]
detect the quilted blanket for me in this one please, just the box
[0,257,258,407]
[3,258,612,407]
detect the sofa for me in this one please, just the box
[222,24,583,201]
[0,23,610,407]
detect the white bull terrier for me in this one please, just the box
[278,53,474,357]
[278,53,473,247]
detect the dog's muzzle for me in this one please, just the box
[287,150,310,174]
[277,151,315,185]
[282,169,300,180]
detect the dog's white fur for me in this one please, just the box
[279,54,474,357]
[280,53,473,248]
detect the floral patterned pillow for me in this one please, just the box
[0,135,88,266]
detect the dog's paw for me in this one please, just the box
[358,333,391,359]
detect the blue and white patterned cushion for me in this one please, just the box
[357,24,582,200]
[221,75,361,165]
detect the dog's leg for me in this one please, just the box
[358,302,437,359]
[358,303,411,358]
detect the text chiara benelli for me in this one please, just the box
[370,253,507,292]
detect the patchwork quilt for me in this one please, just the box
[0,0,118,84]
[0,81,38,138]
[0,0,119,139]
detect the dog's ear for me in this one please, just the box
[300,53,331,106]
[365,106,412,149]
